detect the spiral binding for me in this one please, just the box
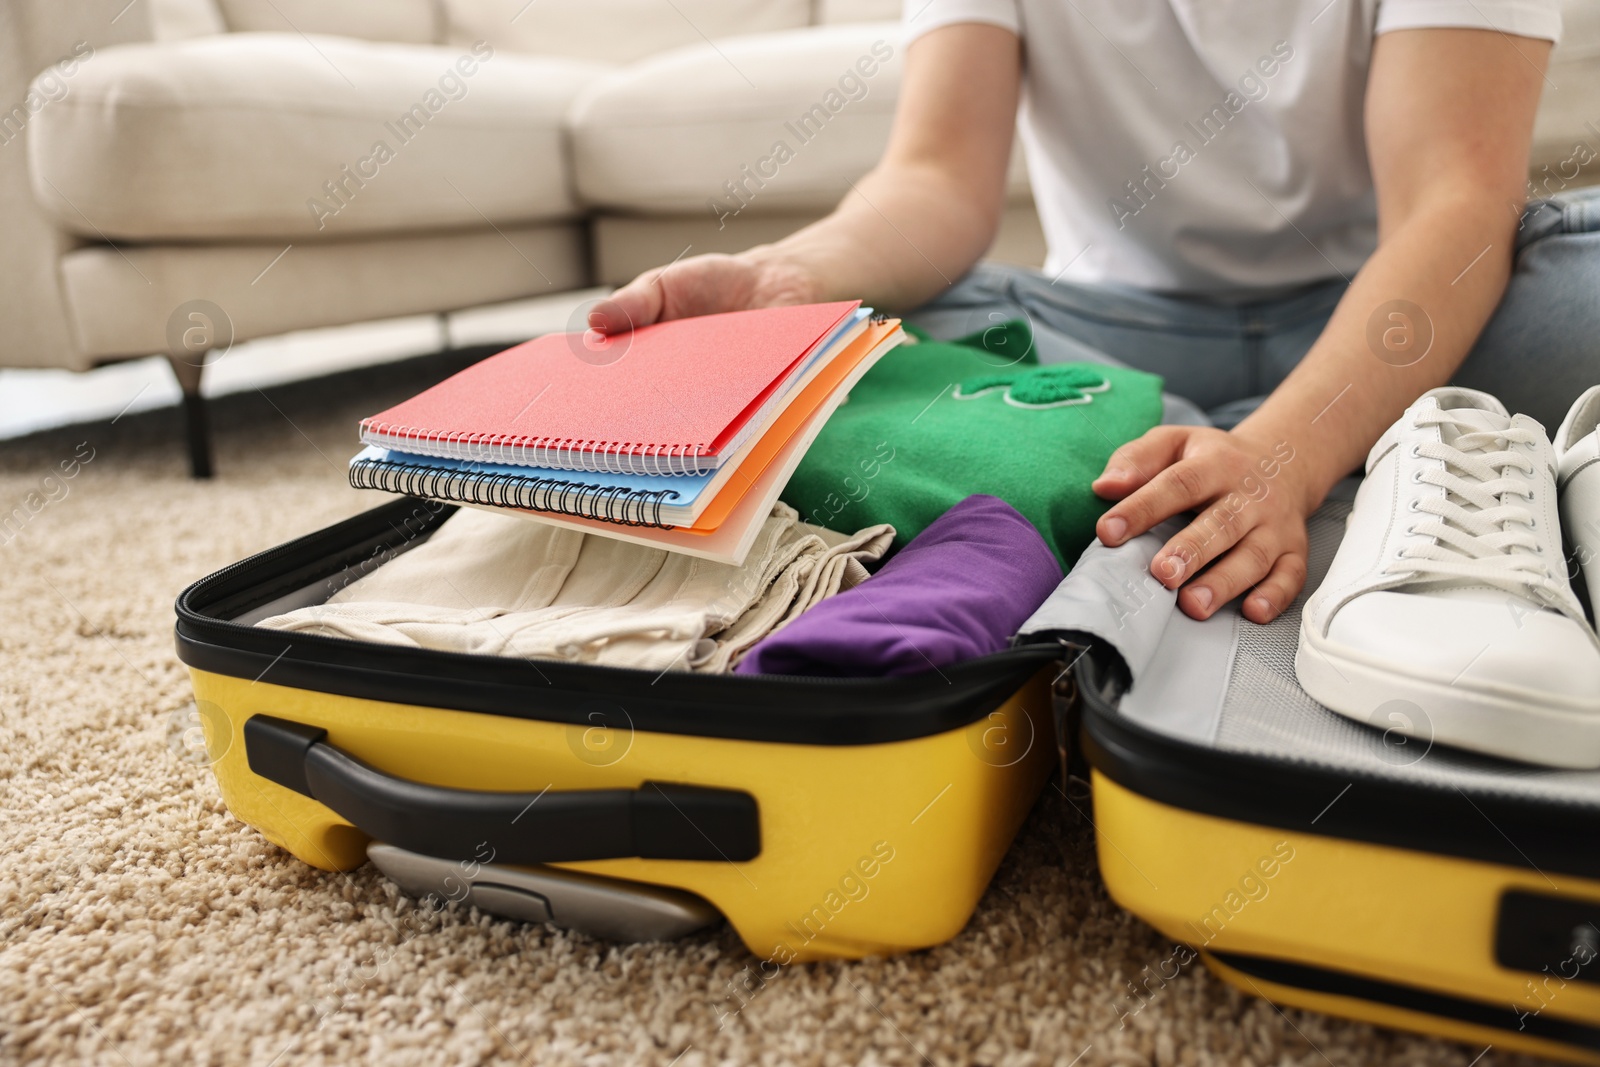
[349,455,678,528]
[359,420,716,477]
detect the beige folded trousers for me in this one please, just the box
[259,504,894,673]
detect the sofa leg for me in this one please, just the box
[164,352,213,479]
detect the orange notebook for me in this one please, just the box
[686,319,900,532]
[360,301,861,476]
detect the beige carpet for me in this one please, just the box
[0,355,1548,1067]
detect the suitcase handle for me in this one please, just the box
[243,714,761,864]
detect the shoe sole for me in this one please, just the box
[1295,621,1600,770]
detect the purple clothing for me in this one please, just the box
[736,495,1062,677]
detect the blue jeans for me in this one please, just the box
[907,188,1600,434]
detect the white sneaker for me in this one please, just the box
[1296,387,1600,769]
[1555,384,1600,619]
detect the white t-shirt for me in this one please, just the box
[905,0,1563,295]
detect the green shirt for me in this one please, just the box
[783,320,1164,567]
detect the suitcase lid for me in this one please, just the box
[175,496,1060,746]
[1018,487,1600,880]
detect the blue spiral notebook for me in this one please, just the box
[348,447,717,528]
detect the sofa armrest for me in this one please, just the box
[0,0,153,371]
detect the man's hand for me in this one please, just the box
[589,250,821,334]
[1092,427,1313,624]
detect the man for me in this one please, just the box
[595,0,1596,624]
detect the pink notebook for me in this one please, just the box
[360,301,861,476]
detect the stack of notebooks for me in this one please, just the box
[350,301,904,564]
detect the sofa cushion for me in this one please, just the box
[216,0,441,45]
[149,0,226,40]
[59,224,586,363]
[568,22,1030,218]
[442,0,810,64]
[816,0,900,24]
[29,33,606,241]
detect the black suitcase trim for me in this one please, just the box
[1073,647,1600,881]
[176,497,1061,746]
[1211,949,1600,1051]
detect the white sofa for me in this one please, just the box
[3,0,1597,474]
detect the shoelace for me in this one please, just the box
[1383,409,1565,603]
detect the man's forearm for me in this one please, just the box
[741,23,1021,313]
[745,159,1005,312]
[1235,188,1522,508]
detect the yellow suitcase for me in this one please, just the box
[1023,490,1600,1064]
[176,496,1062,962]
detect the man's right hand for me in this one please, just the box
[589,250,822,334]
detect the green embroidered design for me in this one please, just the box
[953,364,1112,409]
